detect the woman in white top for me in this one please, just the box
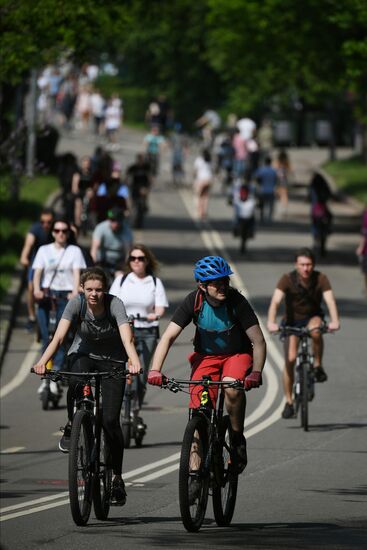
[33,218,86,375]
[193,149,213,220]
[110,244,168,417]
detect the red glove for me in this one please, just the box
[148,370,163,386]
[245,371,262,390]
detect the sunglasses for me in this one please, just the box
[206,277,230,288]
[53,228,69,234]
[41,220,53,225]
[129,255,146,262]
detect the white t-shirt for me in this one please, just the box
[194,156,212,182]
[32,244,86,290]
[105,105,121,130]
[90,93,105,117]
[109,272,168,328]
[237,118,256,140]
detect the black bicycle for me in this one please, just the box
[120,315,155,449]
[162,376,245,532]
[279,324,328,431]
[36,366,129,526]
[39,297,63,411]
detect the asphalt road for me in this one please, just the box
[1,128,366,549]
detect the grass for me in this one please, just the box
[0,173,59,301]
[322,155,367,204]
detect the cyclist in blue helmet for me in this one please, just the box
[148,255,266,473]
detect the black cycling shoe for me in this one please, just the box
[110,478,127,506]
[233,434,247,474]
[282,402,295,419]
[313,366,328,383]
[59,423,71,453]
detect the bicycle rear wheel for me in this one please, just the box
[93,426,112,520]
[212,416,238,526]
[301,363,309,431]
[179,415,209,532]
[69,410,93,526]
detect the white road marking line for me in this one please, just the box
[0,447,25,454]
[245,359,279,429]
[123,452,181,480]
[0,500,70,522]
[0,341,40,399]
[1,492,69,513]
[133,463,180,483]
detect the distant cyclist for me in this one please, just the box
[267,247,340,419]
[90,207,133,274]
[19,208,54,332]
[32,218,86,396]
[33,267,142,506]
[110,244,168,430]
[148,255,266,473]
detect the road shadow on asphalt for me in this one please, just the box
[84,518,367,547]
[303,422,367,432]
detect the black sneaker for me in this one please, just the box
[188,476,201,505]
[233,434,247,474]
[110,478,127,506]
[59,423,71,453]
[313,366,328,383]
[282,402,295,419]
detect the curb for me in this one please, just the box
[0,189,61,370]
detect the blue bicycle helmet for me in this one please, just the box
[194,256,233,282]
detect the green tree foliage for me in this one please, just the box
[205,0,367,121]
[0,0,125,84]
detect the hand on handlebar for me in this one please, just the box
[327,321,340,332]
[128,361,142,375]
[244,371,262,390]
[32,363,46,375]
[267,321,279,333]
[148,370,163,386]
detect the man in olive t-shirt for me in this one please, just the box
[267,247,340,419]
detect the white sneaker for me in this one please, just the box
[37,380,47,394]
[50,381,60,396]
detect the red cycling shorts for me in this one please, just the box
[188,352,253,409]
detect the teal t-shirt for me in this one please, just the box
[196,301,238,354]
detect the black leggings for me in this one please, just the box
[67,354,126,475]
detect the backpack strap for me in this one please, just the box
[78,292,117,329]
[120,273,157,287]
[193,289,204,323]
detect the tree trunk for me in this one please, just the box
[26,69,37,178]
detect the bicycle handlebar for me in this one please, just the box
[128,314,160,323]
[161,376,245,393]
[277,323,329,338]
[30,367,142,381]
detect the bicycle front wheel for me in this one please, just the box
[301,363,309,431]
[69,410,93,526]
[93,426,113,520]
[179,415,209,532]
[212,416,238,526]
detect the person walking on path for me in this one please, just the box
[255,156,278,223]
[193,149,213,220]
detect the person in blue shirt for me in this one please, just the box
[255,156,279,223]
